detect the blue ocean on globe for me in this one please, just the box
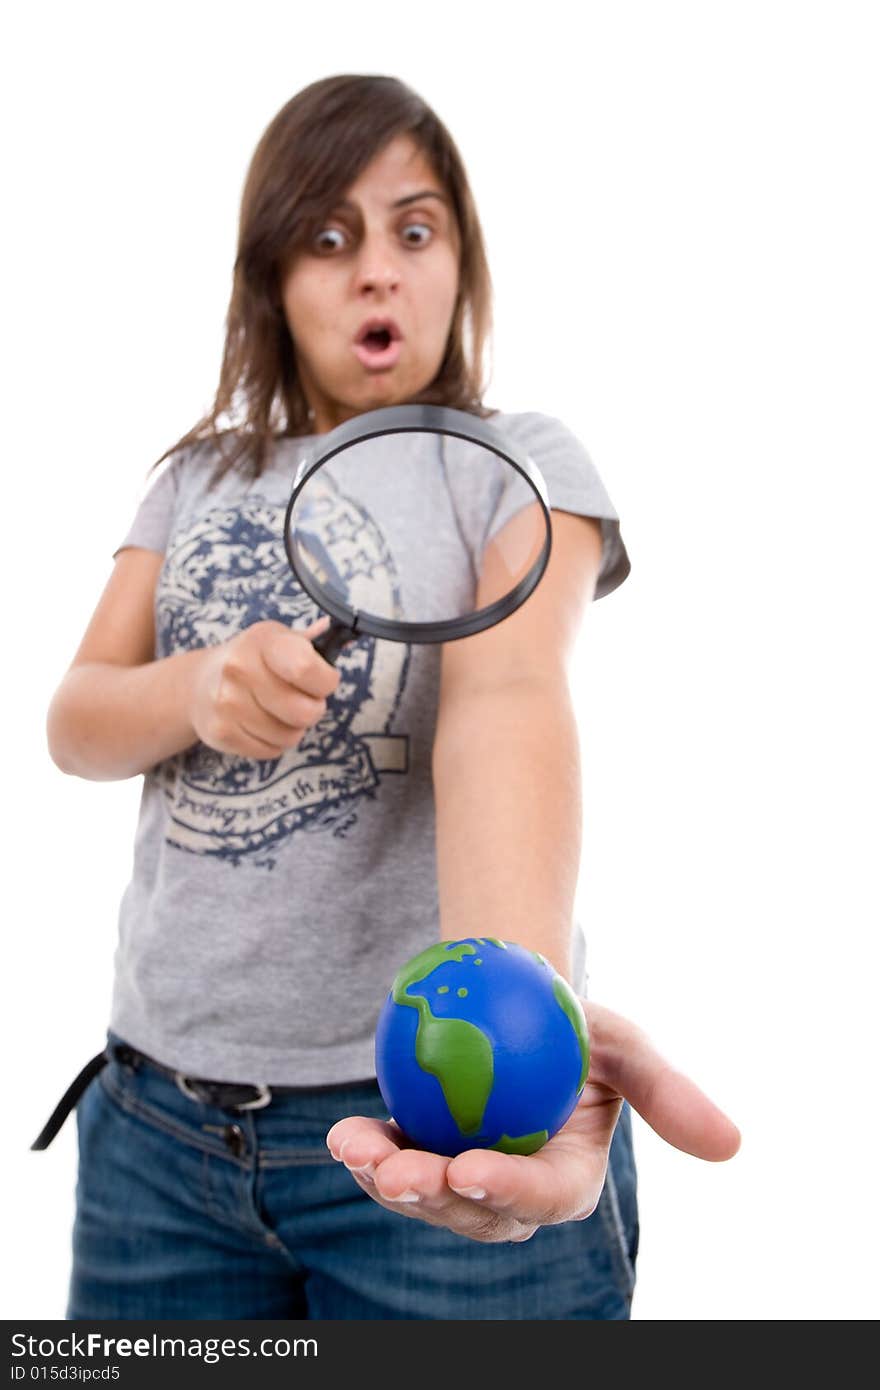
[374,937,590,1157]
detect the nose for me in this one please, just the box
[352,230,401,295]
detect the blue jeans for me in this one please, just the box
[67,1031,638,1320]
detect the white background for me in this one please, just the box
[3,0,877,1321]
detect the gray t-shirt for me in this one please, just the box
[108,409,631,1084]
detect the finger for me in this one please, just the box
[249,669,327,734]
[328,1115,445,1202]
[262,627,339,699]
[212,721,285,759]
[362,1151,536,1241]
[328,1119,450,1211]
[236,722,297,757]
[372,1147,452,1206]
[586,1001,742,1161]
[326,1116,404,1171]
[236,687,307,750]
[327,1119,535,1240]
[445,1093,622,1226]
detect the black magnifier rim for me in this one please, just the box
[282,403,553,644]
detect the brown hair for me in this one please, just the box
[153,74,496,485]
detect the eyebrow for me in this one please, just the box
[335,190,451,213]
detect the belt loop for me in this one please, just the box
[174,1074,273,1111]
[174,1073,203,1104]
[113,1043,140,1073]
[235,1085,272,1111]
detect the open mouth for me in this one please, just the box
[353,323,402,370]
[362,327,393,351]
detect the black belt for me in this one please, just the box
[30,1042,314,1151]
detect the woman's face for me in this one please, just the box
[279,134,461,434]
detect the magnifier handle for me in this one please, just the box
[312,618,359,666]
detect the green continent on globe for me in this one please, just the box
[489,1130,549,1155]
[552,975,590,1091]
[390,940,494,1136]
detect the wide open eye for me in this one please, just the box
[402,223,432,247]
[313,226,346,253]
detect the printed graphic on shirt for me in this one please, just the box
[153,482,410,867]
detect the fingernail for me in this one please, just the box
[450,1185,487,1200]
[347,1161,377,1180]
[338,1141,377,1181]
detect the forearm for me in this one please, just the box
[46,649,211,782]
[432,678,582,982]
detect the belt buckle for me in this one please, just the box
[174,1072,272,1111]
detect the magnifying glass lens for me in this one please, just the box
[287,430,547,629]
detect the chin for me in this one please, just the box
[359,378,413,409]
[333,366,436,421]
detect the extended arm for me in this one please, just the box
[432,508,602,980]
[329,509,741,1237]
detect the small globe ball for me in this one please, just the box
[374,937,589,1157]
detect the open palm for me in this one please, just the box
[326,1000,741,1243]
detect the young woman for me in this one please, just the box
[40,74,739,1320]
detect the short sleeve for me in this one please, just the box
[112,453,183,559]
[497,412,631,600]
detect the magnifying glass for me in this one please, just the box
[283,403,553,663]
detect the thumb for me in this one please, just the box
[585,1001,742,1162]
[301,614,332,638]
